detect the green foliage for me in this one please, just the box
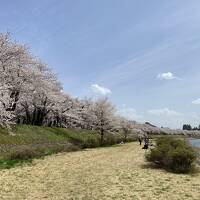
[124,136,138,143]
[146,136,197,173]
[102,133,119,146]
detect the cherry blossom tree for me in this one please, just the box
[0,32,34,127]
[118,117,133,141]
[91,98,117,145]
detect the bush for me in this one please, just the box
[125,136,138,143]
[7,146,40,160]
[146,136,197,173]
[102,133,118,146]
[4,143,79,161]
[101,133,124,146]
[82,136,100,148]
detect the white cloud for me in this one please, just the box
[147,108,181,117]
[192,98,200,105]
[91,84,111,95]
[157,72,177,80]
[117,105,143,121]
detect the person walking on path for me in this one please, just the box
[138,137,142,146]
[142,136,149,149]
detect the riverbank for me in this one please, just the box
[0,142,199,200]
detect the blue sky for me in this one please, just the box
[1,0,200,128]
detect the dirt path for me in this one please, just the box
[0,143,199,200]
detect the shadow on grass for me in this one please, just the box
[140,162,200,175]
[140,162,162,170]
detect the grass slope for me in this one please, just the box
[0,125,100,145]
[0,125,135,169]
[0,142,199,200]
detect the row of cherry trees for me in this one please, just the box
[0,33,133,141]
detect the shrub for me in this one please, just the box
[103,134,117,146]
[101,133,122,146]
[82,136,100,148]
[4,143,79,161]
[41,143,80,155]
[146,136,197,173]
[125,136,138,143]
[7,146,40,160]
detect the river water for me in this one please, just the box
[189,139,200,148]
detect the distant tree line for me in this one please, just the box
[182,124,200,131]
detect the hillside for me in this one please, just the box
[0,125,100,146]
[0,125,137,169]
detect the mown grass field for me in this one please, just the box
[0,142,199,200]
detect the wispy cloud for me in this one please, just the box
[147,108,181,117]
[192,98,200,105]
[146,109,200,129]
[93,3,199,88]
[157,72,177,80]
[91,84,111,95]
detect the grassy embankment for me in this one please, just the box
[0,125,136,169]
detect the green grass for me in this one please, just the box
[0,125,100,145]
[0,159,32,169]
[0,125,136,169]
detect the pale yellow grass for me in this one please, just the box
[0,142,199,200]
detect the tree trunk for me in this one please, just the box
[124,134,127,142]
[100,129,104,146]
[6,90,20,111]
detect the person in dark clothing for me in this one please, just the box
[142,136,149,149]
[138,138,142,146]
